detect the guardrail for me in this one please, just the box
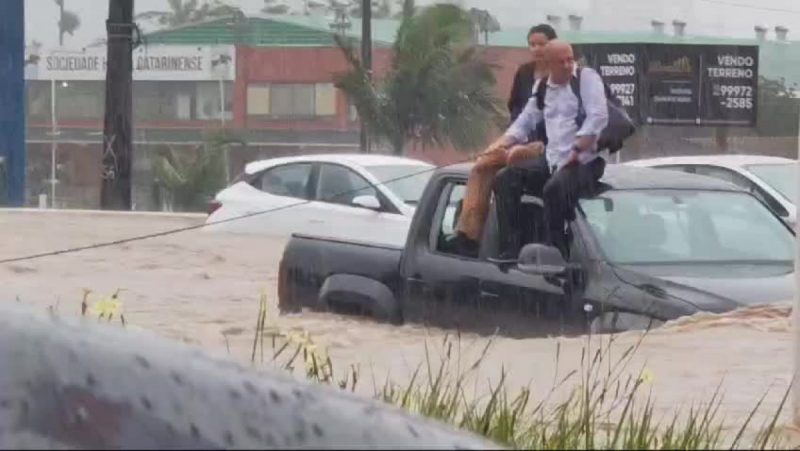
[0,302,496,449]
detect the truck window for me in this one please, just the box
[433,182,469,256]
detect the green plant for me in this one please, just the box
[334,3,503,155]
[757,75,800,137]
[136,0,240,28]
[152,133,239,212]
[250,296,790,450]
[79,288,127,326]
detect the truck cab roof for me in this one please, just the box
[438,162,745,192]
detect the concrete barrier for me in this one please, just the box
[0,302,496,449]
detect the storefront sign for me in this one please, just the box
[25,45,236,81]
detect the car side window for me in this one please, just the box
[254,163,313,199]
[432,182,469,256]
[693,166,789,217]
[316,164,378,206]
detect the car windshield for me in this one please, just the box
[580,190,793,265]
[368,164,433,206]
[744,163,795,204]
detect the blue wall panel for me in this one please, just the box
[0,0,26,206]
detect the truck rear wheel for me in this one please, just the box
[318,275,402,325]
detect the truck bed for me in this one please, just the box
[278,234,404,317]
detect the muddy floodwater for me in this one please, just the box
[2,210,798,442]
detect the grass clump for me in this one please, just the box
[252,296,793,450]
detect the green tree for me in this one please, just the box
[262,0,291,15]
[152,134,242,212]
[55,0,81,46]
[334,4,503,155]
[757,75,799,137]
[136,0,240,28]
[468,8,501,45]
[399,0,414,19]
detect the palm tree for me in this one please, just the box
[55,0,81,46]
[262,0,292,15]
[136,0,240,29]
[334,4,503,155]
[469,8,501,46]
[399,0,414,19]
[152,134,243,212]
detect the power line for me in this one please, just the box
[0,156,476,265]
[697,0,800,14]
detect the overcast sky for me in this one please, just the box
[25,0,800,49]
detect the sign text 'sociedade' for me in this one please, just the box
[46,55,106,72]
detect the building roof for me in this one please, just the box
[486,28,756,47]
[143,15,395,48]
[141,14,800,88]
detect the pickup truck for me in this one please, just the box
[278,163,795,334]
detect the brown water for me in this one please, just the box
[2,210,798,443]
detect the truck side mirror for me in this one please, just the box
[518,243,567,276]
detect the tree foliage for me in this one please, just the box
[334,4,503,155]
[136,0,241,28]
[757,76,799,137]
[152,134,241,212]
[55,0,81,46]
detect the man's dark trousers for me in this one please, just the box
[493,156,606,257]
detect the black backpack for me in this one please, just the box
[534,67,636,153]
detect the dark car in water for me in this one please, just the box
[278,164,795,335]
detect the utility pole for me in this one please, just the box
[100,0,134,210]
[359,0,372,153]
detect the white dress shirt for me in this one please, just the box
[505,66,609,171]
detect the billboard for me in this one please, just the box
[576,43,759,127]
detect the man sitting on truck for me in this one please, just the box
[453,24,557,258]
[464,40,610,259]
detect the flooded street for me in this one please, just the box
[1,210,797,440]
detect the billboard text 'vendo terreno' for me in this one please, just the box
[576,43,759,127]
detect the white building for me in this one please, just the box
[24,44,236,124]
[482,0,791,39]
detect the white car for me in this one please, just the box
[626,155,796,226]
[205,154,434,246]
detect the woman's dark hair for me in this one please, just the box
[527,23,558,41]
